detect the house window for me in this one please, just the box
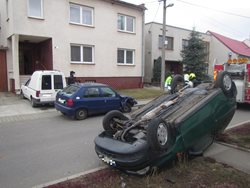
[182,39,189,49]
[117,49,135,65]
[28,0,43,18]
[158,35,174,50]
[70,3,93,26]
[118,14,135,33]
[71,44,94,64]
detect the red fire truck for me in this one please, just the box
[214,58,250,104]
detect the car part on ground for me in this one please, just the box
[94,71,237,175]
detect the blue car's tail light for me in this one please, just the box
[66,99,74,106]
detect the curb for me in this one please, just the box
[226,120,250,129]
[32,166,107,188]
[215,141,250,153]
[217,120,250,153]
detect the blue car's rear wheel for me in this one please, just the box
[75,108,87,120]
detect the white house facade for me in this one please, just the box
[0,0,145,92]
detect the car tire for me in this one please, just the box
[122,103,132,113]
[171,74,185,93]
[31,97,37,107]
[147,118,172,151]
[75,108,88,120]
[103,110,129,131]
[20,90,25,99]
[214,71,234,97]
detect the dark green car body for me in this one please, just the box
[95,71,237,175]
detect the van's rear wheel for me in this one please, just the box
[31,98,37,107]
[75,109,87,120]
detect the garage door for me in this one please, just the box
[0,50,8,92]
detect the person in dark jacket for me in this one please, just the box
[67,71,76,85]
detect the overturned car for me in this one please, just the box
[94,71,237,175]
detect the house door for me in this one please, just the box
[0,50,8,91]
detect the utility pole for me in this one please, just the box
[160,0,167,90]
[159,0,174,90]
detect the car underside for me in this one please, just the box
[94,71,237,175]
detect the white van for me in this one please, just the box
[20,70,67,107]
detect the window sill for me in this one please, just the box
[118,30,136,35]
[117,63,135,67]
[71,62,95,65]
[28,16,44,20]
[70,22,95,28]
[158,47,174,51]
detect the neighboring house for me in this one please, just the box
[144,22,210,84]
[207,31,250,72]
[0,0,145,93]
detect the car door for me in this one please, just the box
[39,74,54,102]
[53,74,64,99]
[22,79,31,98]
[99,86,121,112]
[81,87,106,114]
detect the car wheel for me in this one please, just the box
[147,118,172,151]
[103,110,129,131]
[31,97,37,107]
[75,108,87,120]
[122,103,132,113]
[20,90,25,99]
[60,112,66,116]
[214,71,234,97]
[171,74,185,93]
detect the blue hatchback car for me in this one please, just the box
[54,83,137,120]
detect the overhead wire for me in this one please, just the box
[176,0,250,19]
[147,1,162,32]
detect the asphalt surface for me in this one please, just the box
[0,112,104,188]
[0,92,250,188]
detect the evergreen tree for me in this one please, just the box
[181,28,208,80]
[152,56,161,83]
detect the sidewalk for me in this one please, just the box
[204,142,250,174]
[0,92,55,123]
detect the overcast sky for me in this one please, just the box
[122,0,250,41]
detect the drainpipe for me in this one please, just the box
[11,34,20,94]
[141,8,145,88]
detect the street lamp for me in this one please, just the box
[160,1,174,90]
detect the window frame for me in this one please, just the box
[118,14,135,33]
[70,44,95,64]
[69,3,94,27]
[27,0,44,19]
[117,48,135,65]
[158,35,174,50]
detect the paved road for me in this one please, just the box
[0,112,104,188]
[0,104,249,188]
